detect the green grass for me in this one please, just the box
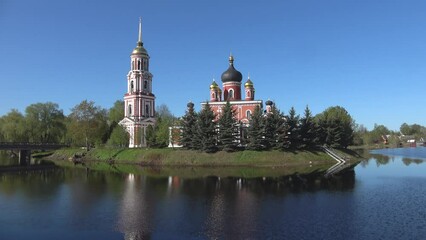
[44,147,363,177]
[46,147,362,167]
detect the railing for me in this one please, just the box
[0,142,69,150]
[322,146,349,177]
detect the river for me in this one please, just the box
[0,148,425,239]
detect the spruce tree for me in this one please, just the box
[217,101,239,152]
[181,102,197,149]
[196,103,217,153]
[246,105,265,150]
[285,107,300,149]
[263,105,283,150]
[299,105,316,149]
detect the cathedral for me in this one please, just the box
[119,19,273,148]
[119,19,156,148]
[202,55,264,124]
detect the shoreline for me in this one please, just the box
[42,147,363,167]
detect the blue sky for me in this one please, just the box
[1,0,425,131]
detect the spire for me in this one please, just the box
[247,72,250,79]
[138,17,142,43]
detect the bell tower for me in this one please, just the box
[120,18,156,148]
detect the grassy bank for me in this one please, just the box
[46,147,361,167]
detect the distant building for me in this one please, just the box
[119,19,156,148]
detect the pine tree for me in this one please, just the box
[299,105,316,149]
[246,105,265,150]
[181,102,197,149]
[196,103,217,153]
[217,101,239,152]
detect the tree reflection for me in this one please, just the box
[402,158,424,166]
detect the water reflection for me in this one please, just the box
[113,169,356,239]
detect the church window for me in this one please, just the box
[137,60,141,70]
[132,60,135,70]
[212,92,216,99]
[247,90,251,98]
[229,89,234,99]
[130,81,134,93]
[128,104,132,116]
[145,105,150,117]
[246,110,252,120]
[144,80,148,90]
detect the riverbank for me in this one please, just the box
[44,147,362,167]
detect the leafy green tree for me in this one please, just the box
[181,102,197,149]
[263,105,284,150]
[67,100,109,149]
[246,106,265,151]
[106,100,127,146]
[108,100,125,126]
[195,103,217,153]
[145,125,157,147]
[24,102,65,143]
[106,125,129,147]
[155,105,175,147]
[400,123,426,138]
[0,109,27,142]
[217,101,239,152]
[315,106,354,148]
[352,123,367,146]
[299,106,316,148]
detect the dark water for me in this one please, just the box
[1,149,426,240]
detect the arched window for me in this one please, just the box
[131,60,135,70]
[212,92,216,100]
[246,110,252,120]
[229,89,234,99]
[137,60,141,70]
[247,90,251,98]
[130,81,134,93]
[128,104,132,116]
[144,80,148,90]
[145,105,150,117]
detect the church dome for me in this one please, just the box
[132,42,149,56]
[265,100,273,106]
[210,80,219,89]
[245,79,253,88]
[221,55,242,83]
[187,101,194,108]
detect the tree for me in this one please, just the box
[246,106,265,151]
[145,124,157,147]
[24,102,65,143]
[195,103,217,153]
[67,100,109,149]
[108,100,125,126]
[106,125,129,147]
[155,105,175,147]
[278,107,300,149]
[217,101,239,152]
[106,100,126,146]
[315,106,354,148]
[299,106,316,148]
[263,105,284,150]
[0,109,27,142]
[181,102,197,149]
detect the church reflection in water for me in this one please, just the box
[116,167,356,239]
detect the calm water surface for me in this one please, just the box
[1,148,426,239]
